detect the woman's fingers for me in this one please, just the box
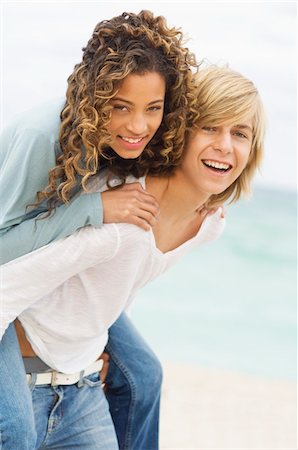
[101,183,160,229]
[126,208,158,231]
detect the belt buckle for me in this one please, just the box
[50,370,82,386]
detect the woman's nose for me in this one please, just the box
[126,113,148,135]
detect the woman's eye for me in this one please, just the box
[113,105,128,111]
[148,106,162,112]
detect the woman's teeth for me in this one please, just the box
[121,136,143,144]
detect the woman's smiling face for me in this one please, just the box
[106,72,166,159]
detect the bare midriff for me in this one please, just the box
[14,319,37,357]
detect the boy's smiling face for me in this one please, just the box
[180,122,253,196]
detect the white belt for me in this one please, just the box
[26,359,103,386]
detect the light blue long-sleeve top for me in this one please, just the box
[0,99,103,264]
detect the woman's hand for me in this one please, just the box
[101,183,160,231]
[199,204,226,220]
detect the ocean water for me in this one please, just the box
[131,187,297,382]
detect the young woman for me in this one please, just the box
[1,65,265,449]
[0,10,198,450]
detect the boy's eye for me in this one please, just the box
[234,131,247,139]
[202,126,216,132]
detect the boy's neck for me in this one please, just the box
[146,172,209,224]
[145,173,210,253]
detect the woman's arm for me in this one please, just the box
[0,122,159,264]
[0,184,159,264]
[0,127,57,230]
[0,124,104,263]
[0,193,102,264]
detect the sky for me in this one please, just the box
[1,1,297,191]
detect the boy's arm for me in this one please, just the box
[0,224,119,338]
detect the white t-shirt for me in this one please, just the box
[1,173,225,373]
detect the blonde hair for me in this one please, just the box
[36,10,198,211]
[191,65,266,208]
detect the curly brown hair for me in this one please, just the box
[37,10,198,209]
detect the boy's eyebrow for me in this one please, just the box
[111,97,164,105]
[235,124,253,133]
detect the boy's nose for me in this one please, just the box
[214,132,233,154]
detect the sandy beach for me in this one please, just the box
[159,361,297,449]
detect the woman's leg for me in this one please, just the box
[105,313,163,450]
[0,323,36,450]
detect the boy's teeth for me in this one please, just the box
[121,136,143,143]
[204,160,230,170]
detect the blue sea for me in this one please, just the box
[131,187,297,382]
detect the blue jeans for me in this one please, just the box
[0,323,37,449]
[106,313,162,450]
[29,372,118,449]
[0,315,162,450]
